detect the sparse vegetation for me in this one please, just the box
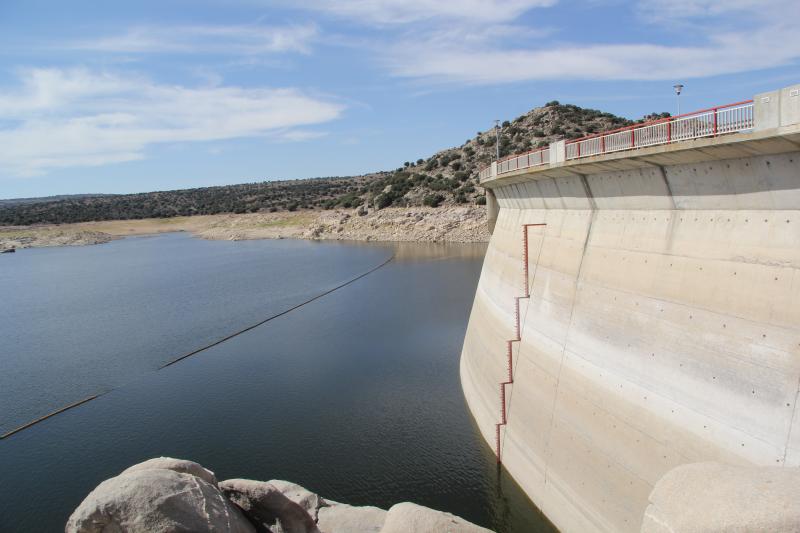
[1,101,664,225]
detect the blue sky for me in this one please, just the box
[1,0,798,199]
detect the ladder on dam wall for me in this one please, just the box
[495,223,546,463]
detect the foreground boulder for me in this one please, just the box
[67,457,494,533]
[641,462,800,532]
[66,461,254,533]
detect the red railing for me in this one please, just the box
[480,99,754,180]
[565,100,753,161]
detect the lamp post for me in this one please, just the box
[673,84,684,116]
[494,119,501,161]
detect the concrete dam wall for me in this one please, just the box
[460,86,800,532]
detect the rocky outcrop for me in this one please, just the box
[381,502,492,533]
[641,462,800,533]
[66,457,494,533]
[219,479,320,533]
[65,460,254,533]
[317,503,386,533]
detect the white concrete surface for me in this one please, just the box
[461,145,800,532]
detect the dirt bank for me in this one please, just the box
[0,207,489,250]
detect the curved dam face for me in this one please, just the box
[461,118,800,531]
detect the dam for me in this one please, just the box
[461,84,800,532]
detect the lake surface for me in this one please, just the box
[0,233,555,532]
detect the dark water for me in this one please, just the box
[0,233,555,533]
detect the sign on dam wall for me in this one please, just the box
[461,84,800,532]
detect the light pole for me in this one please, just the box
[494,119,501,161]
[673,84,684,116]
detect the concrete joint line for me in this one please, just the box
[781,375,800,464]
[578,174,597,211]
[543,208,597,485]
[495,222,546,463]
[654,163,677,209]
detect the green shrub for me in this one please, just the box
[475,195,486,205]
[423,193,445,207]
[375,193,393,209]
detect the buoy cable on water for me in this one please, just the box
[1,253,395,440]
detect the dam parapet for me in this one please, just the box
[462,83,800,532]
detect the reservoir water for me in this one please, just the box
[0,233,555,532]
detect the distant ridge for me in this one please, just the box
[0,193,115,207]
[0,102,667,226]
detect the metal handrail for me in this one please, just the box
[564,100,753,161]
[496,147,549,174]
[480,99,755,179]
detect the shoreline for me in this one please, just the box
[0,206,490,250]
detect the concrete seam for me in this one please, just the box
[574,274,799,347]
[560,341,787,458]
[590,239,797,269]
[578,173,597,210]
[779,137,800,150]
[654,164,677,209]
[496,219,547,462]
[543,206,597,486]
[781,375,800,464]
[504,223,547,450]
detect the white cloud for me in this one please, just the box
[0,68,344,176]
[387,27,800,83]
[380,0,800,84]
[636,0,787,22]
[275,129,329,142]
[290,0,556,24]
[67,24,318,55]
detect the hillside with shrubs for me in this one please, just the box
[0,102,668,226]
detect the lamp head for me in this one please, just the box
[673,84,684,96]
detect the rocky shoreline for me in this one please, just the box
[0,206,489,251]
[67,457,493,533]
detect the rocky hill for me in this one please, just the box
[0,102,668,226]
[359,101,653,210]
